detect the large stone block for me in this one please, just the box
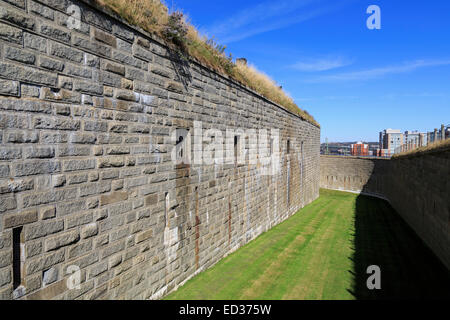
[3,209,38,228]
[44,230,80,251]
[0,62,57,86]
[0,23,22,44]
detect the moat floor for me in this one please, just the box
[165,189,450,300]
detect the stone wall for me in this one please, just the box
[320,156,390,198]
[0,0,320,299]
[320,153,450,270]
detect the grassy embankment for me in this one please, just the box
[392,138,450,159]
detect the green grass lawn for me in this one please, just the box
[165,189,450,300]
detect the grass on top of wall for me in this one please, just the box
[93,0,319,127]
[392,139,450,159]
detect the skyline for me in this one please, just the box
[173,0,450,142]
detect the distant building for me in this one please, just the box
[427,125,450,143]
[379,129,403,155]
[351,142,369,156]
[376,149,390,157]
[405,130,426,147]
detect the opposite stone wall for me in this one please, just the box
[320,153,449,270]
[0,0,320,299]
[320,155,390,198]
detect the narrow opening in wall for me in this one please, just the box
[234,135,240,164]
[13,227,24,290]
[176,128,190,166]
[287,140,291,154]
[164,192,169,228]
[177,135,184,159]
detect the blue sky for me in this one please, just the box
[171,0,450,142]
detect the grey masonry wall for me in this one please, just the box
[0,0,320,299]
[320,156,390,197]
[320,152,450,270]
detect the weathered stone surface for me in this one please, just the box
[0,178,34,194]
[4,0,26,9]
[20,84,40,98]
[5,46,36,64]
[40,24,70,42]
[100,192,128,206]
[84,120,107,132]
[0,62,57,86]
[73,80,103,95]
[25,250,65,275]
[13,160,60,177]
[50,41,83,63]
[40,206,56,220]
[26,240,42,258]
[81,223,98,239]
[0,147,21,160]
[0,165,9,179]
[3,209,37,228]
[29,1,54,20]
[0,23,22,44]
[33,117,80,131]
[114,89,139,102]
[136,230,152,243]
[121,78,133,90]
[73,36,111,57]
[44,230,79,251]
[24,146,55,159]
[0,7,35,30]
[132,44,153,62]
[65,63,92,78]
[24,32,47,52]
[42,267,58,286]
[6,131,38,144]
[0,196,17,213]
[98,157,125,168]
[0,250,12,268]
[39,56,64,71]
[0,268,11,287]
[104,62,125,75]
[0,79,19,96]
[25,220,64,241]
[0,98,52,113]
[93,28,116,47]
[166,81,184,94]
[52,174,66,187]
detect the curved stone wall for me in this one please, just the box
[320,153,449,270]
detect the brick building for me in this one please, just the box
[350,142,369,156]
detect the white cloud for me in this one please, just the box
[205,0,353,44]
[307,59,450,82]
[292,56,352,72]
[381,92,447,99]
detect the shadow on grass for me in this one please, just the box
[348,194,450,299]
